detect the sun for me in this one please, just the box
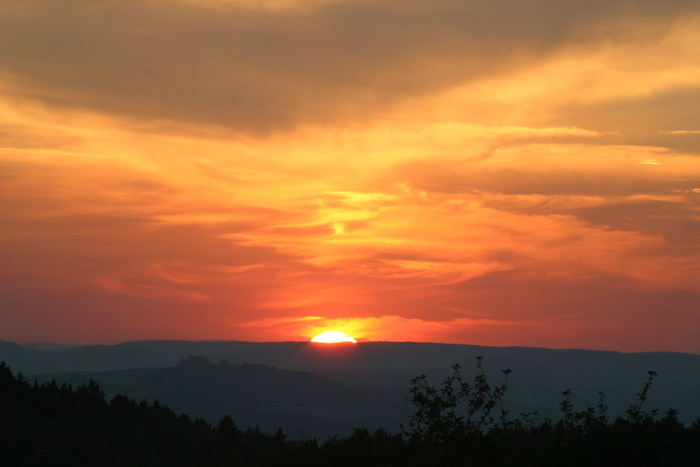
[310,331,357,344]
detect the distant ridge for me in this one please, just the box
[20,342,83,350]
[0,340,23,352]
[4,339,700,427]
[31,355,407,439]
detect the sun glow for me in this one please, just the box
[310,331,357,343]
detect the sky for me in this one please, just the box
[1,0,700,352]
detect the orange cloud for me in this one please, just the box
[1,0,700,352]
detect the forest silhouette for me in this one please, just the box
[3,358,700,466]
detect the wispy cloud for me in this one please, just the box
[2,0,700,351]
[659,130,700,135]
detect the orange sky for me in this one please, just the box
[1,0,700,352]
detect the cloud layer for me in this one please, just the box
[2,0,699,134]
[1,0,699,351]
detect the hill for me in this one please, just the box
[3,340,700,432]
[31,356,407,439]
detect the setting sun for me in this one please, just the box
[310,331,357,344]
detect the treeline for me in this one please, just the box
[2,360,700,466]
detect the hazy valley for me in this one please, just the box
[3,340,700,440]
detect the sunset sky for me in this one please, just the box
[1,0,700,351]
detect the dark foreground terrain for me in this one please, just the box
[5,339,700,438]
[30,355,408,439]
[3,358,700,466]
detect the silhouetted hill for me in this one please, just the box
[4,340,700,428]
[0,340,23,352]
[3,340,309,374]
[20,342,82,350]
[5,360,700,466]
[32,356,408,439]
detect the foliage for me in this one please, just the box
[402,357,511,444]
[2,359,700,466]
[399,358,700,466]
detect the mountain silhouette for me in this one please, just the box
[31,355,408,439]
[6,339,700,437]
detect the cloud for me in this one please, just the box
[2,0,700,352]
[236,314,537,343]
[93,277,211,303]
[238,316,324,328]
[235,305,700,352]
[0,124,81,150]
[396,144,700,197]
[660,130,700,135]
[1,0,698,133]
